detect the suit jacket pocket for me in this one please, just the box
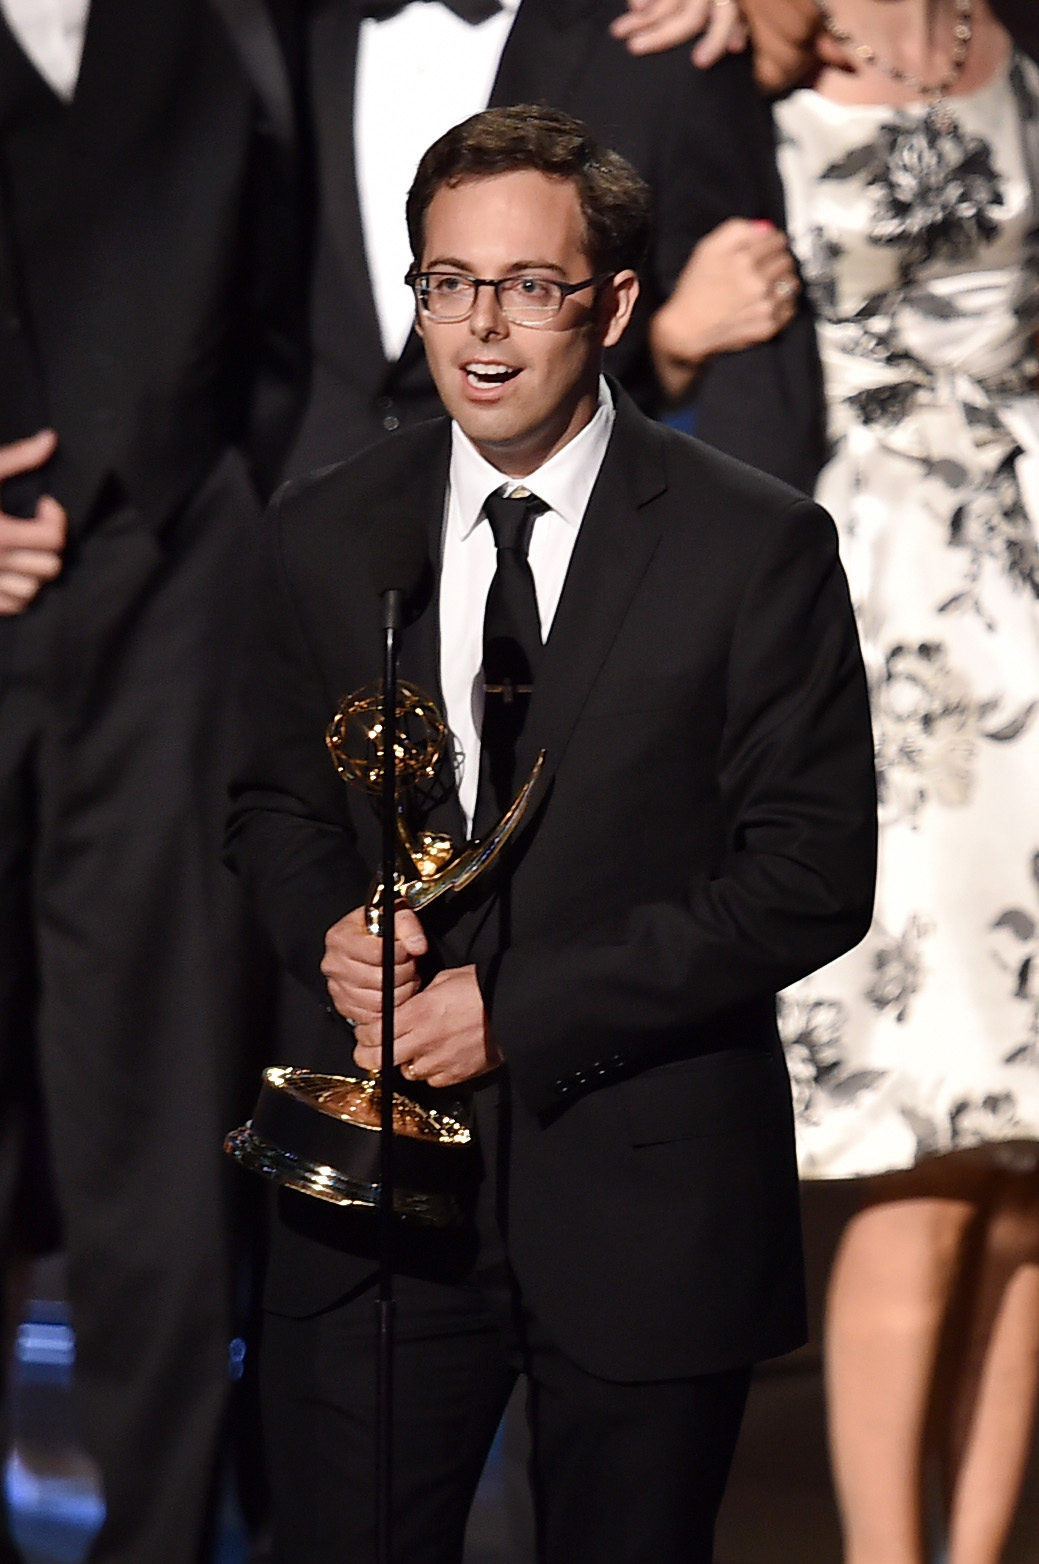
[622,1048,788,1147]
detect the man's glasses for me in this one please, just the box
[406,270,614,326]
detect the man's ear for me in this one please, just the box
[600,269,640,349]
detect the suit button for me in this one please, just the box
[382,413,400,432]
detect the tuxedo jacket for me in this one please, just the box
[227,387,877,1379]
[0,0,305,532]
[290,0,826,491]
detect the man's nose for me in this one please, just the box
[469,281,507,338]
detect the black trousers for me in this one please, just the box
[0,451,271,1564]
[261,1265,751,1564]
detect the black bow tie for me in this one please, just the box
[357,0,503,22]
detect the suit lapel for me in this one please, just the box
[512,393,668,798]
[9,0,193,175]
[490,0,602,110]
[208,0,296,143]
[385,429,469,851]
[310,0,386,379]
[0,12,61,124]
[393,426,450,711]
[67,0,172,142]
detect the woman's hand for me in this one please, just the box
[610,0,748,69]
[738,0,851,93]
[650,218,801,402]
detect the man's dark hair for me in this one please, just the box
[406,104,652,276]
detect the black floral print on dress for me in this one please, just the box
[872,643,1038,825]
[993,851,1039,1066]
[778,997,887,1123]
[949,451,1039,600]
[866,108,1004,274]
[774,54,1039,1177]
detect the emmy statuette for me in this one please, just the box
[225,681,543,1226]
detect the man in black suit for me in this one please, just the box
[228,105,877,1563]
[0,3,304,1559]
[291,0,823,493]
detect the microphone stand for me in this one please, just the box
[377,586,404,1564]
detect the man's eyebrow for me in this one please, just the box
[421,257,569,276]
[502,260,568,276]
[420,256,473,272]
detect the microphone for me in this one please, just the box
[366,505,430,632]
[362,494,433,1528]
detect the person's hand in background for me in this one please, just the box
[611,0,748,69]
[0,431,67,614]
[650,218,801,402]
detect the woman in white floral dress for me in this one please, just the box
[772,3,1039,1561]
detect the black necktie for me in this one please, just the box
[473,488,547,838]
[356,0,502,22]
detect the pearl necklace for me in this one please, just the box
[814,0,973,104]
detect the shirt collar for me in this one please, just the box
[448,376,615,541]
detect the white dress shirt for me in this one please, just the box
[439,378,616,833]
[1,0,88,100]
[354,0,519,362]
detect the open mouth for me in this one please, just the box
[462,362,520,388]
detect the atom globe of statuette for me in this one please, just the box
[326,680,448,796]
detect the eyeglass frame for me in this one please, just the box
[405,268,617,326]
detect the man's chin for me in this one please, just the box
[445,389,593,476]
[451,407,529,465]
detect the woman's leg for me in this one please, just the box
[941,1167,1039,1564]
[824,1159,993,1564]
